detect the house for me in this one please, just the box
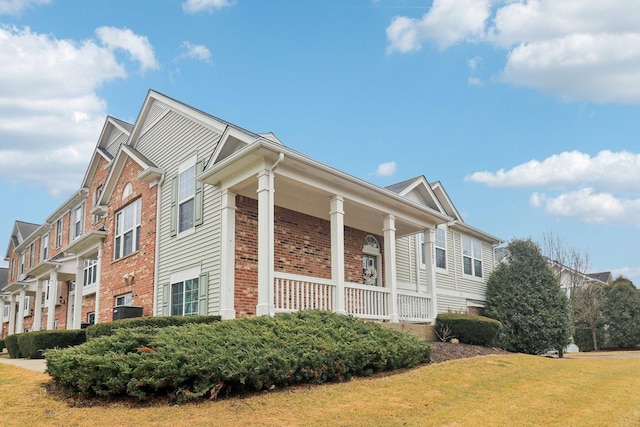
[1,90,501,337]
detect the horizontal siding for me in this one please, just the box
[436,294,467,314]
[105,129,128,157]
[395,235,412,285]
[434,227,456,290]
[134,109,223,316]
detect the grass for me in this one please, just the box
[1,353,640,426]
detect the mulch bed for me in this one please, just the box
[429,341,510,364]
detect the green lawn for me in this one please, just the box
[1,353,639,426]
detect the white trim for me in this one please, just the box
[170,265,202,285]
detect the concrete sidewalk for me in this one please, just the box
[0,355,47,373]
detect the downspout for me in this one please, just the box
[268,153,284,316]
[152,173,166,316]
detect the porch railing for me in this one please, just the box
[273,272,432,322]
[274,272,335,312]
[344,282,391,320]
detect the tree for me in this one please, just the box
[602,276,640,349]
[486,238,573,356]
[571,282,606,351]
[541,230,591,298]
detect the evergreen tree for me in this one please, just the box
[603,276,640,349]
[486,238,572,356]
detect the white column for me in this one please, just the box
[330,195,346,314]
[256,169,272,316]
[73,258,84,329]
[8,293,17,335]
[220,189,237,320]
[383,215,399,323]
[16,287,26,333]
[46,270,58,330]
[94,245,103,324]
[33,280,43,331]
[425,228,439,320]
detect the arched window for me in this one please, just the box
[122,183,133,200]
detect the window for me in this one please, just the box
[178,165,196,233]
[93,185,104,223]
[115,293,133,307]
[29,242,36,268]
[2,304,9,321]
[55,217,63,247]
[19,252,25,275]
[171,156,204,237]
[41,234,49,261]
[53,320,58,330]
[171,277,199,316]
[22,296,31,316]
[435,227,447,269]
[83,259,98,287]
[462,236,483,278]
[87,312,95,325]
[114,198,141,259]
[73,204,84,239]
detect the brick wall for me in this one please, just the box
[234,196,385,316]
[98,156,157,322]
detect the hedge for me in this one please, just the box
[17,330,87,359]
[436,313,502,346]
[46,311,431,402]
[85,315,222,340]
[5,334,21,359]
[0,338,5,353]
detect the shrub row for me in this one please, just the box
[5,334,20,358]
[46,310,432,402]
[436,313,502,346]
[0,338,4,353]
[18,330,87,359]
[85,315,222,339]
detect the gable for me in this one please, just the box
[387,176,444,214]
[431,181,462,221]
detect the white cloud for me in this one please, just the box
[469,150,640,226]
[0,25,156,196]
[386,1,640,103]
[179,41,212,63]
[182,0,235,14]
[466,150,640,193]
[468,77,482,87]
[374,161,397,177]
[386,0,490,53]
[0,0,50,15]
[95,27,159,72]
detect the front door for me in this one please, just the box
[362,254,379,286]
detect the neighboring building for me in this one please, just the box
[1,90,501,337]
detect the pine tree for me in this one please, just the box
[486,238,572,356]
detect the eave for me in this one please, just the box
[64,230,107,257]
[27,260,62,279]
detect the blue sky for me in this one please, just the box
[1,0,639,284]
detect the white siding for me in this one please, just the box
[134,108,224,316]
[105,129,128,157]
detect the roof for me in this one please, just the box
[16,221,40,240]
[110,116,134,133]
[386,177,422,194]
[587,272,612,284]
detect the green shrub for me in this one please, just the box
[5,334,21,358]
[46,311,431,402]
[436,313,502,346]
[85,315,222,340]
[17,330,86,359]
[0,338,5,352]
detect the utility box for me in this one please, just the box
[112,305,143,321]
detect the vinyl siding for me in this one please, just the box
[105,128,128,157]
[434,228,456,291]
[133,109,223,316]
[436,294,467,314]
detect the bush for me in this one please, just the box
[0,338,5,352]
[436,313,501,346]
[85,315,222,340]
[5,334,21,359]
[46,311,431,402]
[17,330,87,359]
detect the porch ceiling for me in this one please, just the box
[64,230,106,257]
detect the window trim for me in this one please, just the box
[19,252,25,275]
[55,217,64,248]
[178,156,197,235]
[115,292,133,307]
[41,234,49,261]
[435,226,447,271]
[114,198,142,260]
[29,242,36,268]
[171,155,204,237]
[170,277,200,316]
[461,236,483,279]
[73,203,85,240]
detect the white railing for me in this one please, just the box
[344,282,391,320]
[397,291,432,322]
[274,272,335,312]
[273,273,432,323]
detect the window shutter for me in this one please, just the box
[161,283,170,316]
[198,272,209,315]
[194,160,204,227]
[170,176,178,237]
